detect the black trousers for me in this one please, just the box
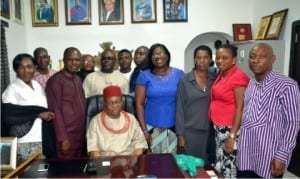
[237,170,283,178]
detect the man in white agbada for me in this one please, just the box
[86,86,147,158]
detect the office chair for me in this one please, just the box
[85,94,136,129]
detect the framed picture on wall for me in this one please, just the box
[163,0,187,22]
[254,15,272,40]
[99,0,124,25]
[12,0,23,24]
[65,0,91,25]
[265,8,288,39]
[0,137,17,170]
[232,24,252,42]
[1,0,10,19]
[31,0,58,27]
[131,0,156,23]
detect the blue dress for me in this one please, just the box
[136,68,184,128]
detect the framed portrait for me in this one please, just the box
[1,0,10,19]
[12,0,23,24]
[1,137,17,170]
[163,0,187,22]
[31,0,58,27]
[99,0,124,25]
[232,24,252,42]
[65,0,91,25]
[130,0,156,23]
[254,15,272,40]
[265,8,288,39]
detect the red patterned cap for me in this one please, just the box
[103,86,122,99]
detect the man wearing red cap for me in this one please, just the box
[86,86,147,158]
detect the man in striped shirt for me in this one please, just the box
[237,43,300,178]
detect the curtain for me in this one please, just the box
[1,20,10,94]
[1,20,10,136]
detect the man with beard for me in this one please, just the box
[46,47,86,158]
[83,49,128,98]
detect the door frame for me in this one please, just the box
[288,20,300,78]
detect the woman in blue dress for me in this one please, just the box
[135,43,184,153]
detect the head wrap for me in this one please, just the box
[103,86,122,99]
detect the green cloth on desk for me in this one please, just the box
[175,154,205,177]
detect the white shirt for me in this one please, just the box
[83,70,129,98]
[2,78,48,143]
[86,112,148,156]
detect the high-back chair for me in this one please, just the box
[85,94,136,129]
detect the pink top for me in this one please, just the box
[33,69,56,89]
[209,65,249,126]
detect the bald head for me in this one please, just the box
[250,43,274,55]
[249,43,276,81]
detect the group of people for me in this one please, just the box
[1,42,299,178]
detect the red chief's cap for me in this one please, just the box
[103,86,122,99]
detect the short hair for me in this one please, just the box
[63,47,81,60]
[12,53,35,72]
[217,44,238,57]
[33,47,48,58]
[104,0,115,4]
[101,49,116,59]
[118,49,132,58]
[193,45,212,59]
[136,45,149,53]
[148,43,171,73]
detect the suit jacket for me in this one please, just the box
[102,9,120,22]
[36,6,54,23]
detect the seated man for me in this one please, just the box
[86,86,148,158]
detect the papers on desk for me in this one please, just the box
[206,170,218,179]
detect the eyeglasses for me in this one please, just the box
[102,56,114,61]
[152,52,165,59]
[84,60,95,65]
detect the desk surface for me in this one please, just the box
[17,153,191,178]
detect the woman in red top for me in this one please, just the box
[209,44,249,178]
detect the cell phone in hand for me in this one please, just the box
[37,163,49,172]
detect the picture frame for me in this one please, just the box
[31,0,58,27]
[99,0,124,25]
[254,15,272,40]
[1,137,17,170]
[163,0,187,22]
[265,8,288,39]
[130,0,156,23]
[12,0,23,24]
[232,24,252,42]
[1,0,10,19]
[65,0,91,25]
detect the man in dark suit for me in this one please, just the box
[102,0,120,22]
[36,0,54,23]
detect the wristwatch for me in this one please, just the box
[229,133,236,139]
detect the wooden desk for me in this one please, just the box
[10,153,214,178]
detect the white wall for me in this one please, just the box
[252,0,300,75]
[2,0,299,81]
